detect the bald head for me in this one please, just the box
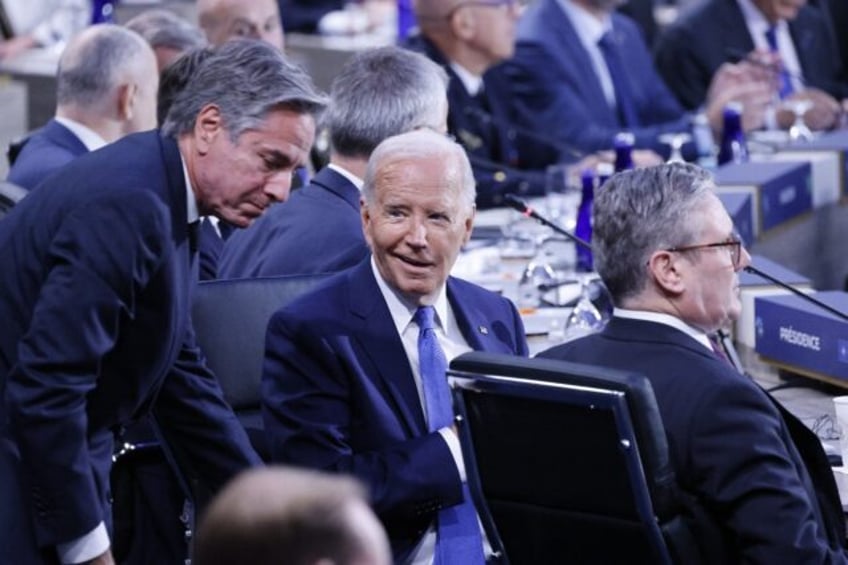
[57,24,159,139]
[197,0,284,51]
[194,467,391,565]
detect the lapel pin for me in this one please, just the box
[478,326,489,335]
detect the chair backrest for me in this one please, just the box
[0,180,27,219]
[448,351,700,565]
[191,274,329,457]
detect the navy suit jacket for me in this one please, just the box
[405,35,558,208]
[218,166,367,278]
[0,131,260,563]
[508,0,691,155]
[539,318,847,564]
[7,119,88,190]
[654,0,848,110]
[261,259,528,559]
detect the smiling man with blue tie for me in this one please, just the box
[261,129,528,564]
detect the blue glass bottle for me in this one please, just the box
[397,0,416,41]
[575,169,595,273]
[717,102,749,166]
[613,132,634,172]
[91,0,115,24]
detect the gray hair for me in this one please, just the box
[161,39,326,139]
[592,162,714,303]
[124,9,206,53]
[57,24,152,107]
[325,46,448,159]
[363,129,475,211]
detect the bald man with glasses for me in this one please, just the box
[539,162,848,564]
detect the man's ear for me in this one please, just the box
[450,6,476,40]
[194,104,223,155]
[648,250,685,296]
[117,82,137,122]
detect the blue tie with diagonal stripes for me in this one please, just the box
[414,306,485,565]
[764,27,794,99]
[597,31,640,128]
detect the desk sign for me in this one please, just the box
[780,130,848,202]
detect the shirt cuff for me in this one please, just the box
[438,427,466,482]
[57,522,109,564]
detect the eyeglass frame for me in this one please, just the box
[665,235,744,269]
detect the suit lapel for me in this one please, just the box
[448,278,512,354]
[347,261,427,435]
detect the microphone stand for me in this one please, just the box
[504,194,591,250]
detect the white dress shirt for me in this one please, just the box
[556,0,617,108]
[737,0,804,92]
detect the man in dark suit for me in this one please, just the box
[0,39,325,565]
[262,129,528,563]
[507,0,691,157]
[408,0,567,209]
[539,163,848,563]
[7,24,159,190]
[654,0,846,131]
[277,0,344,33]
[218,46,448,278]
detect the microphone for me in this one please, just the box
[743,264,848,322]
[503,194,591,250]
[463,106,585,161]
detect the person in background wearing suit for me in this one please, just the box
[0,39,325,565]
[194,466,392,565]
[538,163,848,563]
[262,129,528,563]
[197,0,285,51]
[506,0,774,157]
[124,8,207,72]
[6,24,158,190]
[654,0,846,132]
[277,0,344,33]
[408,0,565,208]
[218,46,448,279]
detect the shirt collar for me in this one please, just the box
[54,116,108,152]
[327,163,364,191]
[556,0,611,47]
[180,153,200,224]
[737,0,787,37]
[370,256,449,336]
[613,308,713,351]
[449,61,484,97]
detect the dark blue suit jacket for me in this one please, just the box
[405,35,557,208]
[654,0,848,110]
[7,119,88,190]
[0,131,260,563]
[218,166,367,278]
[261,259,528,559]
[539,317,847,564]
[508,0,691,155]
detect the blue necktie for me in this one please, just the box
[597,31,640,128]
[414,306,485,565]
[764,27,794,99]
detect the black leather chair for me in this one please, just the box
[0,180,26,219]
[448,351,711,565]
[190,273,330,460]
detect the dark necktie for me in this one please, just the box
[708,333,732,366]
[188,220,200,255]
[414,306,485,565]
[597,31,640,128]
[764,27,794,99]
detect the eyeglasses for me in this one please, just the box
[666,236,744,269]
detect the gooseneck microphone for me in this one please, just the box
[503,194,591,249]
[743,264,848,322]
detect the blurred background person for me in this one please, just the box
[124,8,207,71]
[194,467,392,565]
[197,0,284,50]
[654,0,846,132]
[7,24,158,190]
